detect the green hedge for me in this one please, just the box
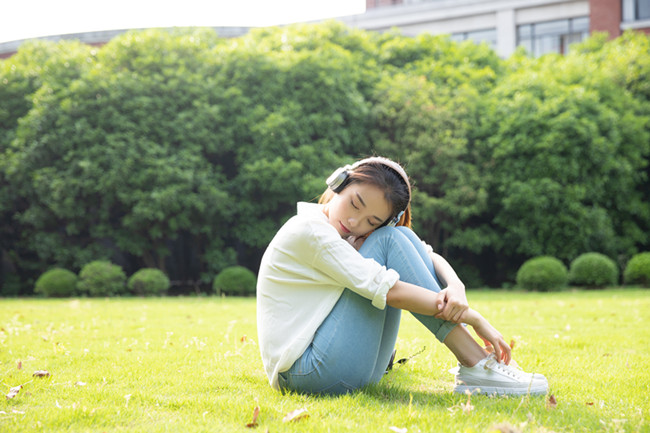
[568,252,619,288]
[624,252,650,287]
[213,266,257,296]
[34,268,78,297]
[77,261,127,297]
[127,268,170,296]
[516,256,568,292]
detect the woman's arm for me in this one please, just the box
[386,280,447,315]
[386,280,511,364]
[430,252,469,323]
[460,308,512,364]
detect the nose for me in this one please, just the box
[347,217,359,227]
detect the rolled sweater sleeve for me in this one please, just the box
[310,228,399,310]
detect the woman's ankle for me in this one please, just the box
[443,326,488,367]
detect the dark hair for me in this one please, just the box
[319,159,412,228]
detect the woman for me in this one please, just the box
[257,156,548,396]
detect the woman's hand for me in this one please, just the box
[348,236,366,251]
[434,283,468,323]
[471,315,511,365]
[459,309,511,364]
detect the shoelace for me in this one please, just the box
[484,356,527,379]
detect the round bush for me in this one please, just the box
[516,256,568,292]
[568,252,619,288]
[623,252,650,287]
[34,268,78,297]
[77,260,127,297]
[213,266,257,296]
[128,268,170,296]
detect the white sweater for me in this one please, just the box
[256,202,400,389]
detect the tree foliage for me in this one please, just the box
[478,47,649,268]
[1,24,649,293]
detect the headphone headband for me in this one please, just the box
[325,157,411,227]
[352,157,411,200]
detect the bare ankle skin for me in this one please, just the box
[443,325,488,367]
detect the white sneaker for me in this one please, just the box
[451,354,548,396]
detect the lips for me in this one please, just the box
[339,222,351,234]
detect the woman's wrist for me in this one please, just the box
[460,308,483,327]
[447,281,467,300]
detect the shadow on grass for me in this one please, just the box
[275,368,479,408]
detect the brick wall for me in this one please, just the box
[590,0,622,38]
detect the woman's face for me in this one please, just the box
[324,182,392,239]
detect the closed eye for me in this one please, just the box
[351,200,359,210]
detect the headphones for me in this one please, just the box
[326,157,411,227]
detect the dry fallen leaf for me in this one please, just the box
[33,370,50,378]
[17,361,22,370]
[282,408,309,423]
[245,406,260,428]
[447,389,475,415]
[462,389,475,414]
[240,335,248,343]
[461,400,474,414]
[6,385,22,400]
[509,339,516,350]
[546,394,557,409]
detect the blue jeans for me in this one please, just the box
[277,226,457,395]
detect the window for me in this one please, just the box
[622,0,650,21]
[450,28,497,50]
[517,17,589,56]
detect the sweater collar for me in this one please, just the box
[297,202,327,220]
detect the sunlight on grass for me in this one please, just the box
[1,290,648,432]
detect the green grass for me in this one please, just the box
[1,289,649,432]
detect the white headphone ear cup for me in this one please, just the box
[326,167,349,192]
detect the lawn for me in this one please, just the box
[1,289,648,432]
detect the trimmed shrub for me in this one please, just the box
[127,268,170,296]
[77,260,127,297]
[568,252,619,288]
[623,252,650,287]
[516,256,568,292]
[213,266,257,296]
[34,268,78,297]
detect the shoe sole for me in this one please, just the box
[454,384,548,396]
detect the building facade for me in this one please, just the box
[0,27,249,59]
[1,1,648,59]
[347,0,650,57]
